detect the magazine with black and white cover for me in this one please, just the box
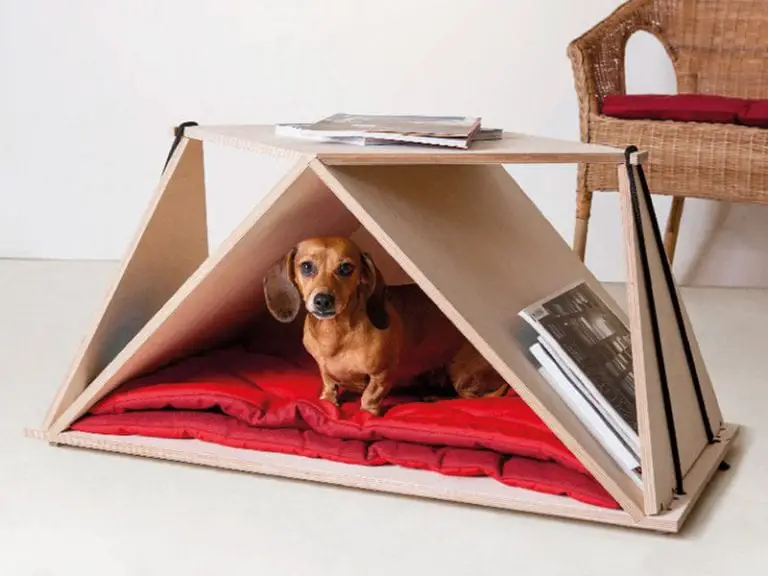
[535,335,640,461]
[532,352,642,485]
[516,320,642,485]
[519,280,640,458]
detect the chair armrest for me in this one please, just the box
[568,0,677,136]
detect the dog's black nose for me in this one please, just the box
[313,292,335,313]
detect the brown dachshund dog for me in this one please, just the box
[263,236,508,415]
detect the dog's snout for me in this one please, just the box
[313,292,335,313]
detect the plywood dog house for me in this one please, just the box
[30,123,738,533]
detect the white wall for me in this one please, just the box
[1,0,766,286]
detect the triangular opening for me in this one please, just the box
[45,157,659,519]
[41,138,209,430]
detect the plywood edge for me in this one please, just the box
[36,427,733,533]
[27,418,738,533]
[314,150,647,166]
[35,431,648,531]
[309,160,646,521]
[618,164,669,513]
[41,138,208,431]
[48,158,315,436]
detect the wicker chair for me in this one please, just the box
[568,0,768,263]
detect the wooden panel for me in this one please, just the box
[312,162,646,519]
[49,161,361,435]
[619,166,668,514]
[42,139,208,430]
[619,164,724,514]
[36,423,737,533]
[184,124,645,165]
[348,226,413,285]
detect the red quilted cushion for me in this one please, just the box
[602,93,749,124]
[71,346,619,508]
[739,100,768,128]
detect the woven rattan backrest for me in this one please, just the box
[665,0,768,97]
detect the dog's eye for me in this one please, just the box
[299,261,315,277]
[337,262,355,277]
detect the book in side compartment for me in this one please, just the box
[530,343,642,486]
[535,335,639,459]
[518,280,640,457]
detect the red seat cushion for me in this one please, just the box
[602,93,750,124]
[739,100,768,128]
[71,346,620,509]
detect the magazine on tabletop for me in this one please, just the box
[275,113,487,148]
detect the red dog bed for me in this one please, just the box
[72,345,619,508]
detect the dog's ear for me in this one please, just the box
[263,248,301,323]
[361,252,389,330]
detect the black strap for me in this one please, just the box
[631,156,716,445]
[163,121,199,173]
[623,146,685,495]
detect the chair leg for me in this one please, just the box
[573,168,593,261]
[664,196,685,264]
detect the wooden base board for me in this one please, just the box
[27,423,738,534]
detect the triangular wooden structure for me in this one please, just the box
[31,125,738,533]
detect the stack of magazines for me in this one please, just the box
[518,280,642,486]
[274,113,503,149]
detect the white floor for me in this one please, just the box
[1,259,766,576]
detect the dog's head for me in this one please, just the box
[263,236,389,328]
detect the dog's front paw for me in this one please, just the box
[319,380,340,406]
[319,387,340,406]
[359,402,381,417]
